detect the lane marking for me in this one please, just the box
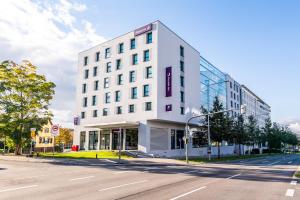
[226,174,241,179]
[288,161,292,164]
[98,180,147,192]
[183,170,199,174]
[285,189,295,197]
[113,171,135,175]
[104,159,117,164]
[291,180,297,185]
[169,186,207,200]
[70,176,94,181]
[268,161,281,166]
[0,185,38,193]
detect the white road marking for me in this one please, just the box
[285,189,295,197]
[183,170,199,174]
[291,180,297,185]
[104,159,118,163]
[98,180,147,192]
[288,161,292,164]
[113,171,135,174]
[268,161,281,166]
[226,174,241,179]
[169,186,207,200]
[70,176,94,181]
[0,185,38,193]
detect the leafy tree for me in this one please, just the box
[55,128,73,147]
[232,114,245,155]
[245,115,260,153]
[262,118,272,153]
[210,96,227,158]
[0,60,55,155]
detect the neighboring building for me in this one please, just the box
[73,20,271,157]
[241,85,271,127]
[35,121,54,152]
[74,21,203,157]
[200,56,227,111]
[225,74,241,117]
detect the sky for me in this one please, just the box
[0,0,299,134]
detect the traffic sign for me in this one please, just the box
[207,146,212,154]
[51,124,60,136]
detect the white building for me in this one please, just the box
[225,74,241,117]
[73,21,216,157]
[241,85,271,127]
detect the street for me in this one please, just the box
[0,154,299,200]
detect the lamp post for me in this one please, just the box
[185,105,246,164]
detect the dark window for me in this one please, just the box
[84,69,89,79]
[131,87,137,99]
[230,82,232,88]
[180,61,184,72]
[81,112,85,119]
[116,59,122,70]
[143,84,149,97]
[145,102,152,111]
[180,46,184,57]
[129,71,136,82]
[94,80,99,91]
[93,110,97,117]
[116,106,122,114]
[180,91,184,103]
[192,132,208,148]
[106,62,112,73]
[82,83,87,93]
[95,52,100,62]
[104,77,109,88]
[84,56,88,66]
[118,43,124,54]
[146,66,152,78]
[180,76,184,87]
[115,91,121,102]
[93,66,97,76]
[105,92,110,103]
[132,54,138,65]
[144,50,150,62]
[105,48,110,58]
[103,108,108,116]
[171,129,184,149]
[180,107,184,115]
[117,74,123,85]
[129,104,135,113]
[92,95,96,106]
[130,38,136,49]
[146,32,152,44]
[83,97,87,107]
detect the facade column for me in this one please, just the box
[109,129,112,151]
[123,128,126,150]
[97,130,100,150]
[85,131,89,151]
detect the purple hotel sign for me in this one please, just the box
[134,23,152,36]
[166,67,172,97]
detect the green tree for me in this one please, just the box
[262,118,272,153]
[232,114,245,155]
[55,128,73,147]
[245,115,260,153]
[0,60,55,155]
[210,96,227,159]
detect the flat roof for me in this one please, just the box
[84,121,139,129]
[241,85,271,108]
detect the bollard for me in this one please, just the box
[96,154,98,159]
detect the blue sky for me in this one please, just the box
[0,0,299,132]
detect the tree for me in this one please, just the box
[232,114,245,155]
[0,60,55,155]
[210,96,227,159]
[245,115,259,153]
[262,118,272,153]
[55,128,73,148]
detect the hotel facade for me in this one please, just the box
[73,21,271,157]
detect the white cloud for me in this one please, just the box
[289,122,300,134]
[0,0,106,128]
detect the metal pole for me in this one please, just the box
[30,140,33,156]
[118,128,121,163]
[208,114,211,161]
[3,136,5,154]
[185,125,189,165]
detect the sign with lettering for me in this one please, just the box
[134,23,152,36]
[166,104,172,112]
[74,116,80,125]
[166,67,172,97]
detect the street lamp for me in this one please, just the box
[185,105,246,164]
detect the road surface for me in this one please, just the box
[0,154,299,200]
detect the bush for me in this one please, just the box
[262,149,281,154]
[251,148,260,154]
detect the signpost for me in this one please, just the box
[30,128,36,155]
[51,124,60,158]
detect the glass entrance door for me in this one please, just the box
[100,131,110,150]
[112,129,123,150]
[88,131,98,150]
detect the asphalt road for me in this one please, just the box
[0,154,299,200]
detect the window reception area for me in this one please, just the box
[89,128,138,151]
